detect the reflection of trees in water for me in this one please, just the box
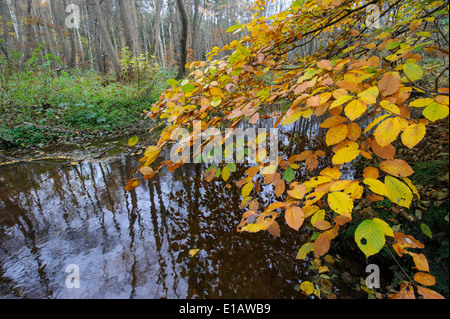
[0,107,361,298]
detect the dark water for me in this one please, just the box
[0,114,363,299]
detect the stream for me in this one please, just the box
[0,112,366,299]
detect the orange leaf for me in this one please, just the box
[287,183,307,199]
[378,72,401,96]
[249,112,260,124]
[414,272,436,286]
[379,159,414,177]
[417,286,445,299]
[372,139,396,159]
[409,252,430,272]
[124,178,141,191]
[320,115,348,128]
[314,219,332,230]
[305,154,319,171]
[347,122,361,141]
[317,59,333,71]
[285,206,304,231]
[389,282,415,299]
[363,166,379,179]
[203,168,216,182]
[314,231,331,257]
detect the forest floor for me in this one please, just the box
[0,69,173,150]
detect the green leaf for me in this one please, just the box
[181,83,196,93]
[166,78,178,86]
[226,163,237,172]
[386,41,401,50]
[128,136,139,147]
[296,243,314,259]
[226,23,242,33]
[403,63,423,82]
[284,166,295,183]
[421,223,432,238]
[355,218,393,257]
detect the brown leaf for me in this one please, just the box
[314,231,331,257]
[372,139,396,159]
[378,72,401,96]
[267,220,281,237]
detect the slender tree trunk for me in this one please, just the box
[50,0,68,65]
[117,0,135,56]
[90,0,121,76]
[175,0,188,79]
[0,0,11,60]
[63,0,77,68]
[151,0,162,60]
[192,0,200,61]
[23,0,33,61]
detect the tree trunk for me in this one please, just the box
[0,0,11,60]
[117,0,136,56]
[50,0,68,65]
[90,0,121,76]
[175,0,188,79]
[23,0,33,61]
[63,0,77,68]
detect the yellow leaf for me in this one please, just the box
[311,209,325,226]
[262,165,277,175]
[128,136,139,147]
[189,249,200,257]
[144,146,161,166]
[422,102,449,122]
[380,100,400,115]
[385,176,413,208]
[401,123,426,148]
[409,98,434,107]
[403,177,420,200]
[242,182,254,198]
[345,99,367,121]
[363,114,391,134]
[210,87,223,96]
[326,123,348,146]
[357,86,379,105]
[332,142,360,164]
[363,178,389,196]
[373,218,394,237]
[300,281,315,295]
[373,117,401,147]
[296,243,314,260]
[330,95,353,109]
[328,192,353,218]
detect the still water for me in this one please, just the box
[0,114,362,299]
